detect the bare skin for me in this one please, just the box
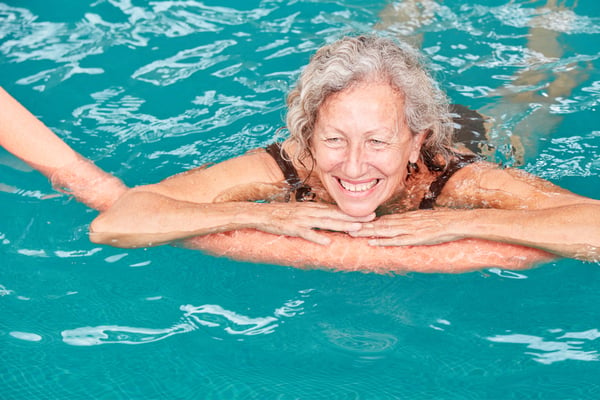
[0,87,126,211]
[89,82,600,262]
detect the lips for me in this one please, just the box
[338,178,379,193]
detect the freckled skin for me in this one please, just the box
[311,82,425,217]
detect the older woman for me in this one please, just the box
[86,35,599,263]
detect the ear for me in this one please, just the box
[408,130,427,164]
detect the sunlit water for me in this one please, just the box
[1,0,600,398]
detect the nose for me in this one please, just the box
[342,142,368,178]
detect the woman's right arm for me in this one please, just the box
[0,87,126,211]
[89,152,373,248]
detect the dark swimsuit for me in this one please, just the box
[265,104,485,209]
[265,142,316,202]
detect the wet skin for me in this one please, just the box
[311,82,425,217]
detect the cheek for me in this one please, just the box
[313,147,341,172]
[378,151,408,177]
[386,165,408,187]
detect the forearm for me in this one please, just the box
[0,87,79,173]
[188,231,553,273]
[89,190,266,248]
[457,204,600,261]
[0,87,126,210]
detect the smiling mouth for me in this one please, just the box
[338,178,379,193]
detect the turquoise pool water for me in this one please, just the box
[1,0,600,398]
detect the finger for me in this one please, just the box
[309,219,363,233]
[348,225,408,238]
[300,229,332,246]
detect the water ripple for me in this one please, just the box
[527,131,600,179]
[149,1,274,31]
[0,2,275,90]
[132,40,236,86]
[61,289,311,346]
[9,331,43,342]
[323,327,398,355]
[0,283,15,297]
[487,328,600,364]
[182,304,278,336]
[61,323,195,346]
[490,4,600,34]
[72,87,282,151]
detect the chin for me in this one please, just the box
[338,203,377,218]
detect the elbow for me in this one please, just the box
[87,190,170,248]
[89,213,126,247]
[89,210,144,248]
[87,189,151,248]
[87,188,186,249]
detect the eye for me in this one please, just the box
[368,138,388,148]
[323,136,345,147]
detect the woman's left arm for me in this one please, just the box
[351,162,600,261]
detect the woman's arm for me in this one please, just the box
[0,87,126,211]
[351,162,600,261]
[89,152,374,248]
[0,87,79,174]
[187,230,553,273]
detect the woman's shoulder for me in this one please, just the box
[436,160,590,209]
[136,147,286,203]
[432,159,502,208]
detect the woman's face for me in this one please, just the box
[311,82,424,217]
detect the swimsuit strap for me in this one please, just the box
[419,153,480,209]
[265,143,315,202]
[266,142,478,207]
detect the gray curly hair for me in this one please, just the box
[284,35,454,168]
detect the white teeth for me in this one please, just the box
[339,179,378,192]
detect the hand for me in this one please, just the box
[349,209,469,246]
[249,202,375,245]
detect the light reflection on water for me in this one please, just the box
[60,291,311,346]
[487,329,600,364]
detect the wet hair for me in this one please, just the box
[284,34,455,168]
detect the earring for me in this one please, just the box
[407,162,419,176]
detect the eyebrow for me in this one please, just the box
[318,124,397,135]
